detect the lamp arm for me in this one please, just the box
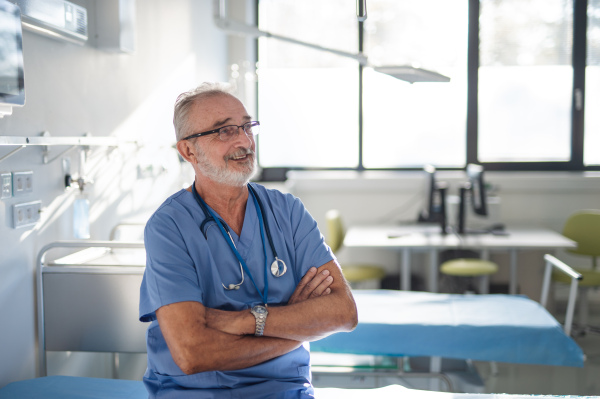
[213,0,368,66]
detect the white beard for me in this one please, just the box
[194,144,257,187]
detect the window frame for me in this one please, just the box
[255,0,599,174]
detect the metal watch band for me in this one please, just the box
[251,305,268,337]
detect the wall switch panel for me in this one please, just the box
[13,171,33,197]
[1,172,12,199]
[13,200,42,229]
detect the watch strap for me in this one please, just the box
[251,305,268,336]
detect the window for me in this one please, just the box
[256,0,598,171]
[585,0,600,165]
[257,0,359,168]
[362,1,468,168]
[479,0,573,162]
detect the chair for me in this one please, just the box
[552,210,600,334]
[439,257,498,294]
[325,210,386,288]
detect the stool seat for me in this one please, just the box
[440,258,498,277]
[342,265,387,283]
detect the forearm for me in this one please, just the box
[156,301,301,375]
[208,261,358,342]
[180,329,301,374]
[264,291,357,341]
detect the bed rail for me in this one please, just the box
[36,241,146,377]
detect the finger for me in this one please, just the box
[288,267,318,304]
[299,269,331,298]
[309,275,334,298]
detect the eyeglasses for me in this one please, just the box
[182,121,260,142]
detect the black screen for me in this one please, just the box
[466,163,487,216]
[0,1,25,107]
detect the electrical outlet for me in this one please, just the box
[1,172,11,199]
[13,171,33,197]
[13,201,42,229]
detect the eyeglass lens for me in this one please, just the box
[219,122,260,141]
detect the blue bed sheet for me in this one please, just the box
[0,376,147,399]
[311,290,584,367]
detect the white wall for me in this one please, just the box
[0,0,229,387]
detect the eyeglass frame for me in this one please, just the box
[181,121,260,142]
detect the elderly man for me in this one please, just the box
[139,82,358,398]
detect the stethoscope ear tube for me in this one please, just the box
[191,182,287,303]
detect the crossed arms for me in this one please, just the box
[156,259,357,375]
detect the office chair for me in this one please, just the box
[439,255,498,294]
[325,209,386,288]
[552,210,600,334]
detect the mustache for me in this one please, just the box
[226,147,255,161]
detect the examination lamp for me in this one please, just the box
[373,66,451,84]
[213,0,451,84]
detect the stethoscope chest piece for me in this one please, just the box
[271,257,287,277]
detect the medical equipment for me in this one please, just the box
[204,222,246,291]
[36,240,147,377]
[191,182,287,300]
[0,1,25,117]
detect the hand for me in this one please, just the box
[288,267,334,305]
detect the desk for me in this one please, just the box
[344,225,576,293]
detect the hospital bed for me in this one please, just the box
[311,255,584,391]
[23,241,586,396]
[36,240,147,377]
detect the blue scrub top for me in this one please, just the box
[139,184,334,398]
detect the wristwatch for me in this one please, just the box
[250,305,268,336]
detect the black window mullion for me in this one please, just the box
[358,20,365,171]
[572,0,587,169]
[466,0,480,165]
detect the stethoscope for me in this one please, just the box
[191,182,287,303]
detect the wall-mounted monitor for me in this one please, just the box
[457,164,489,234]
[417,165,448,234]
[0,0,26,115]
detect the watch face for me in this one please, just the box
[255,307,267,314]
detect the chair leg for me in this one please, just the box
[478,276,490,295]
[578,287,589,329]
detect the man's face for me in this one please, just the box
[188,94,257,186]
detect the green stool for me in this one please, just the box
[342,265,386,283]
[325,209,386,288]
[440,258,498,294]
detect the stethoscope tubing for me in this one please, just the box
[191,182,281,304]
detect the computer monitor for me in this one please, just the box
[457,164,488,234]
[417,165,448,234]
[0,1,26,116]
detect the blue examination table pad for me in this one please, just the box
[312,290,584,367]
[1,376,598,398]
